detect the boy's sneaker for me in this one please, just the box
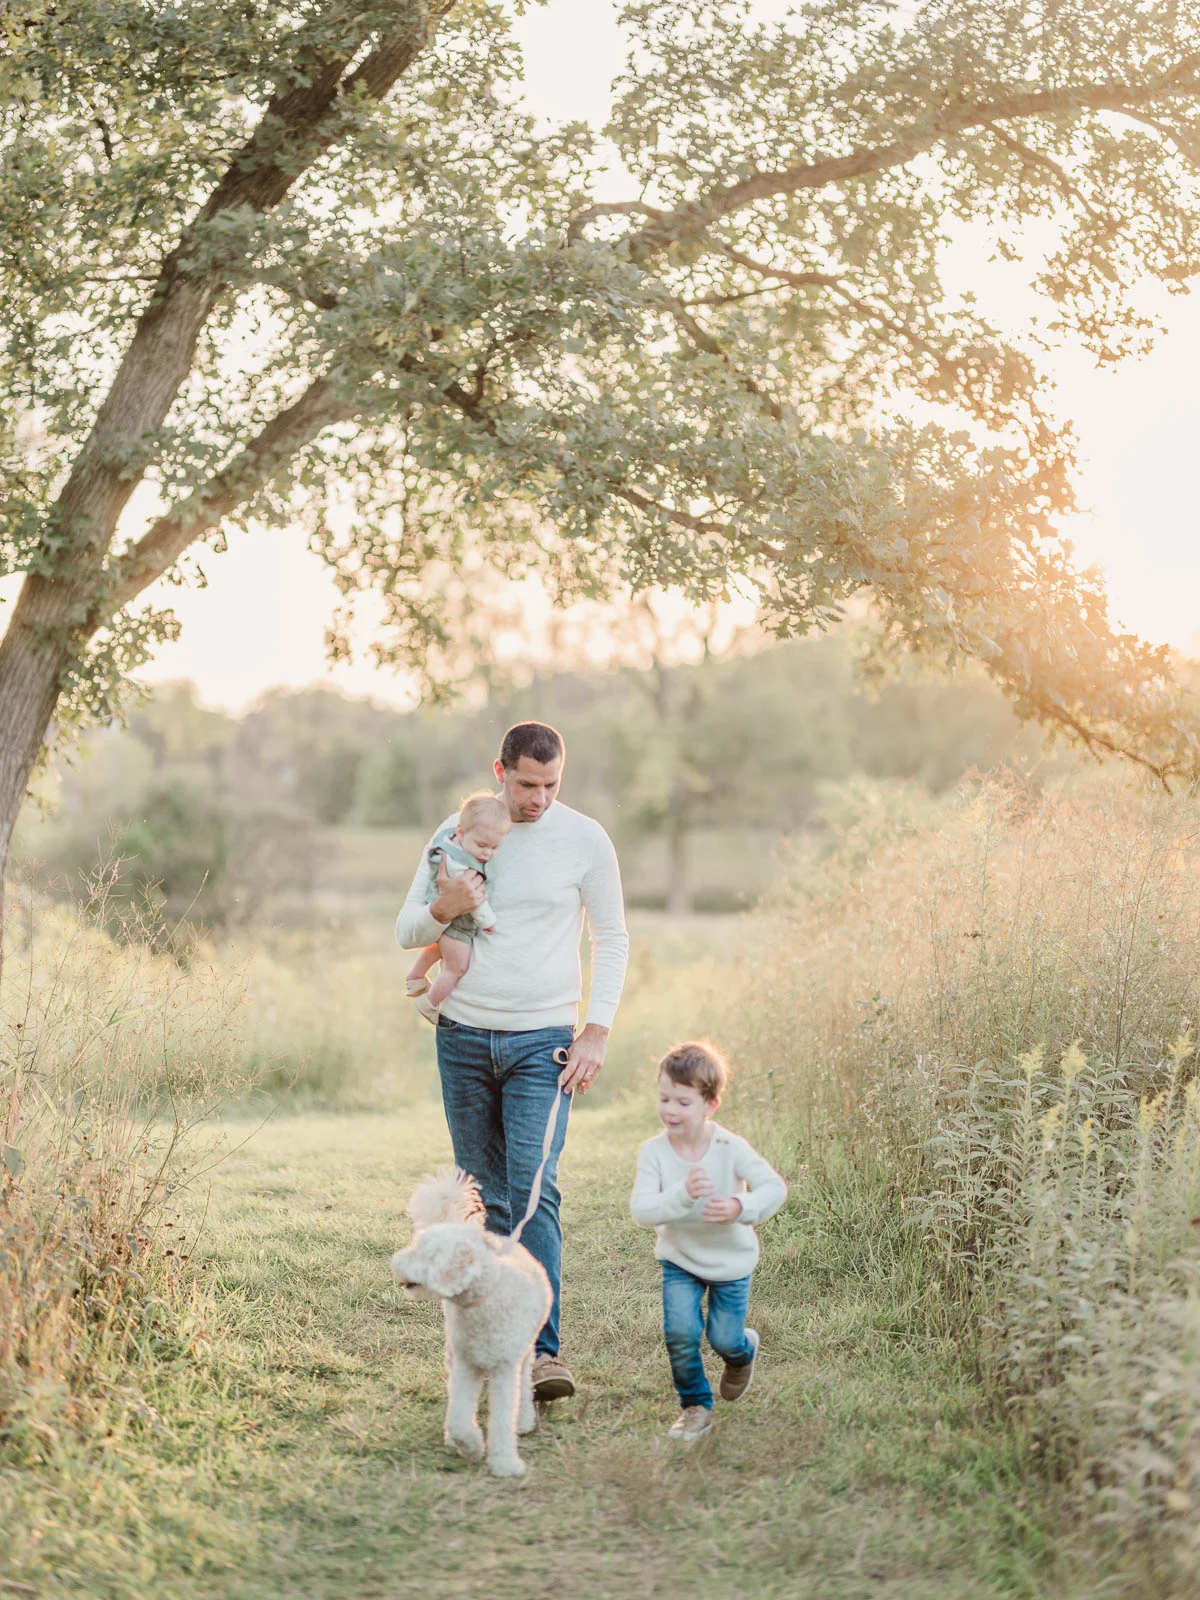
[405,977,431,997]
[668,1405,714,1442]
[719,1328,760,1401]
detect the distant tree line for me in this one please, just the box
[17,634,1049,929]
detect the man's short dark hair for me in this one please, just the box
[499,721,565,770]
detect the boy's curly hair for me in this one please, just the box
[657,1039,729,1104]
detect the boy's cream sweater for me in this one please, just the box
[630,1123,787,1282]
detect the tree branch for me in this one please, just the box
[825,284,958,382]
[566,199,667,244]
[990,126,1106,225]
[198,6,441,221]
[666,301,785,421]
[92,375,358,626]
[1118,109,1200,168]
[93,334,514,625]
[608,485,725,537]
[432,370,730,539]
[1017,684,1174,792]
[614,67,1200,262]
[708,243,957,385]
[706,244,842,293]
[48,1,453,593]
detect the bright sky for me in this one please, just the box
[125,0,1200,709]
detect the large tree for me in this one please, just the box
[4,0,1200,940]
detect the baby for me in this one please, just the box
[630,1039,787,1442]
[406,792,511,1014]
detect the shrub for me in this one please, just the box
[918,1040,1200,1589]
[738,773,1200,1130]
[0,887,250,1464]
[19,761,319,945]
[728,771,1200,1589]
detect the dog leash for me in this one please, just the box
[507,1046,572,1248]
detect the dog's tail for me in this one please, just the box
[406,1166,485,1230]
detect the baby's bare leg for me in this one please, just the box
[428,935,472,1006]
[406,943,441,995]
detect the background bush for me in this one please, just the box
[0,890,253,1473]
[723,772,1200,1593]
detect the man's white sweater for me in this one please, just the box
[395,800,629,1032]
[630,1124,787,1282]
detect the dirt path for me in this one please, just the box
[156,1104,1049,1600]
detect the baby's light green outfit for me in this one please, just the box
[422,822,497,943]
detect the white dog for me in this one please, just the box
[391,1168,552,1478]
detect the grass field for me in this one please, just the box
[3,1099,1058,1600]
[8,773,1200,1597]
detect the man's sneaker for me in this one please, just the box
[531,1354,576,1402]
[668,1405,714,1442]
[719,1328,760,1401]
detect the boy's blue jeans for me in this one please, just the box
[661,1260,756,1410]
[435,1016,573,1358]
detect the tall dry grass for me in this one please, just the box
[741,772,1200,1137]
[1,886,250,1464]
[229,926,431,1105]
[728,771,1200,1592]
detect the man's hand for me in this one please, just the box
[702,1196,744,1224]
[685,1167,714,1200]
[558,1022,609,1093]
[429,855,485,924]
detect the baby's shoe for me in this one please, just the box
[405,977,431,997]
[719,1328,760,1401]
[412,992,440,1026]
[667,1405,713,1442]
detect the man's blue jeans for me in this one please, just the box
[435,1017,573,1358]
[661,1260,755,1409]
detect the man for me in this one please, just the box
[395,721,629,1400]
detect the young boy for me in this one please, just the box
[406,792,511,1015]
[630,1040,787,1441]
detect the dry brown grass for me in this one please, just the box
[735,770,1200,1131]
[724,770,1200,1592]
[1,889,250,1463]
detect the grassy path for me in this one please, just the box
[7,1104,1056,1598]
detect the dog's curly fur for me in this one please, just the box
[391,1167,552,1478]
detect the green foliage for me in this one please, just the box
[350,738,422,826]
[99,771,315,935]
[21,685,319,938]
[233,687,396,826]
[3,1,1200,779]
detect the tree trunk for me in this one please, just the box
[0,8,447,974]
[0,582,76,985]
